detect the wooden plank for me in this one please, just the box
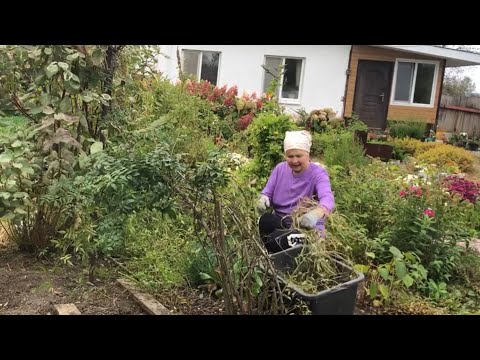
[441,104,480,114]
[116,278,171,315]
[53,304,81,315]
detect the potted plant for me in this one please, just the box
[364,141,394,160]
[354,129,368,146]
[451,133,468,148]
[269,245,364,315]
[468,139,479,151]
[467,133,480,151]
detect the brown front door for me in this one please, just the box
[353,60,393,129]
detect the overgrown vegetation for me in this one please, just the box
[0,116,28,136]
[2,45,480,315]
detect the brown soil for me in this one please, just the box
[0,243,145,315]
[0,240,224,315]
[152,287,225,315]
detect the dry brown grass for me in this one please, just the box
[464,153,480,181]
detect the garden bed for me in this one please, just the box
[0,242,224,315]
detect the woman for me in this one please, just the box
[256,130,335,253]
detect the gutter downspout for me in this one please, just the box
[434,59,446,132]
[342,45,353,119]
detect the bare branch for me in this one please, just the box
[9,92,37,123]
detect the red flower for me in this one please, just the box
[423,208,435,218]
[399,190,407,198]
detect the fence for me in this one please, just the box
[437,95,480,136]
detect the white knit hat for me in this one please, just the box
[284,130,312,153]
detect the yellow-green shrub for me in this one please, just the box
[416,144,474,172]
[390,138,440,156]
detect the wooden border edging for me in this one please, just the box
[116,278,172,315]
[53,304,82,315]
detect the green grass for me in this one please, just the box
[0,116,29,137]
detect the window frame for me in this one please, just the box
[390,58,440,108]
[182,49,221,85]
[263,55,305,104]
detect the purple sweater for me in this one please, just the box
[261,162,335,230]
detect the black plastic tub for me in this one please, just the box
[269,246,364,315]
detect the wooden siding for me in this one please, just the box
[344,45,444,124]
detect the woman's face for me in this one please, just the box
[285,149,310,173]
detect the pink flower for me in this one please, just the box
[399,190,407,198]
[219,85,227,95]
[409,186,423,197]
[227,85,238,96]
[200,81,211,97]
[423,208,435,218]
[223,97,234,107]
[238,113,254,130]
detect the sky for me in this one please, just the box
[462,65,480,93]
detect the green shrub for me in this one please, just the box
[387,120,427,140]
[311,129,367,169]
[245,112,296,183]
[331,161,400,240]
[323,131,368,169]
[311,132,335,157]
[390,138,440,157]
[416,144,474,172]
[124,210,198,290]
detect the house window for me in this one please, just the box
[392,59,438,106]
[263,56,304,102]
[182,50,220,85]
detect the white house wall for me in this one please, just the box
[157,45,351,116]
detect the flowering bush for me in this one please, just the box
[399,185,423,198]
[334,160,480,290]
[181,79,266,132]
[218,152,250,173]
[389,182,471,282]
[443,176,480,204]
[295,107,344,133]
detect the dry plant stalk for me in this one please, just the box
[283,198,349,293]
[0,222,10,246]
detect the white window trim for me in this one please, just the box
[390,58,439,108]
[183,49,221,85]
[263,55,305,105]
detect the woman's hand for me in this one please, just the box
[299,207,326,229]
[256,195,271,213]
